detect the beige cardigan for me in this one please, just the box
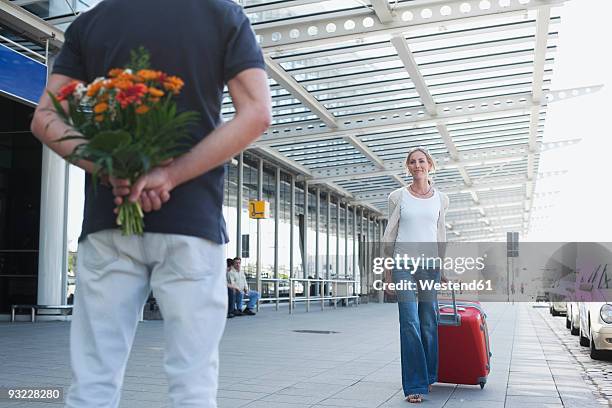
[381,186,450,259]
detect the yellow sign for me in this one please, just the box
[249,200,270,219]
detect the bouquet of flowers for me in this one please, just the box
[49,48,198,235]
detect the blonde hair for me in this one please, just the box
[405,146,437,173]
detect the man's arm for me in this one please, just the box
[31,74,98,173]
[114,68,272,211]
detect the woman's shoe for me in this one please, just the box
[406,394,423,403]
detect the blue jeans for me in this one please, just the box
[235,289,260,310]
[394,267,440,396]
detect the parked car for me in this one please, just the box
[566,301,580,335]
[578,301,612,359]
[576,264,612,359]
[550,301,566,316]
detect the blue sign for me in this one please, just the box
[0,43,47,105]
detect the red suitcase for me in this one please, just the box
[437,291,491,388]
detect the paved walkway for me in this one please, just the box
[0,302,609,407]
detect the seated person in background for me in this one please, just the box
[226,258,239,318]
[228,257,260,316]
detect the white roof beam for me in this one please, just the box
[354,177,529,201]
[256,85,592,147]
[272,19,560,63]
[526,6,551,203]
[244,0,323,13]
[371,0,394,24]
[264,55,389,172]
[256,0,565,51]
[391,33,476,200]
[392,174,408,187]
[264,55,337,128]
[390,34,436,115]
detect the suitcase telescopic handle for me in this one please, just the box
[438,288,461,326]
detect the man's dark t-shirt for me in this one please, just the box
[53,0,265,244]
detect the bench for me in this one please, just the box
[10,304,73,322]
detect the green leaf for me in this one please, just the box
[88,130,132,154]
[48,92,69,121]
[127,47,151,72]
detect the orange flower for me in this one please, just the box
[148,87,164,98]
[116,83,148,108]
[56,81,79,101]
[163,76,184,94]
[94,102,108,113]
[108,68,124,78]
[137,69,161,81]
[95,114,105,122]
[87,81,104,97]
[112,78,134,91]
[118,71,137,82]
[135,105,150,114]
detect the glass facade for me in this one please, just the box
[217,151,380,305]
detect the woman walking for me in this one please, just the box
[382,147,450,403]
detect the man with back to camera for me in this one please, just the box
[29,1,271,407]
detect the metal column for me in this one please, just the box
[37,52,66,309]
[303,180,308,279]
[366,213,370,302]
[289,175,295,314]
[377,218,384,303]
[336,198,340,279]
[303,181,309,312]
[256,158,263,298]
[344,203,349,281]
[353,205,357,302]
[315,188,320,280]
[359,208,364,301]
[274,167,280,310]
[236,153,243,258]
[326,192,331,281]
[315,188,321,302]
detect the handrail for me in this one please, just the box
[243,276,360,313]
[289,278,359,314]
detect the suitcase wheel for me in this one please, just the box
[479,382,485,389]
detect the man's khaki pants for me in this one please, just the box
[66,230,227,408]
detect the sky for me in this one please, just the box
[66,0,611,251]
[525,0,611,242]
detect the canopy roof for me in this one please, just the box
[2,0,596,241]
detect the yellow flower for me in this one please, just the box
[135,105,150,114]
[148,87,164,98]
[94,102,108,113]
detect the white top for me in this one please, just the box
[395,188,441,260]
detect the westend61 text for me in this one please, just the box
[373,279,493,292]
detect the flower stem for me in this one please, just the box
[116,201,144,236]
